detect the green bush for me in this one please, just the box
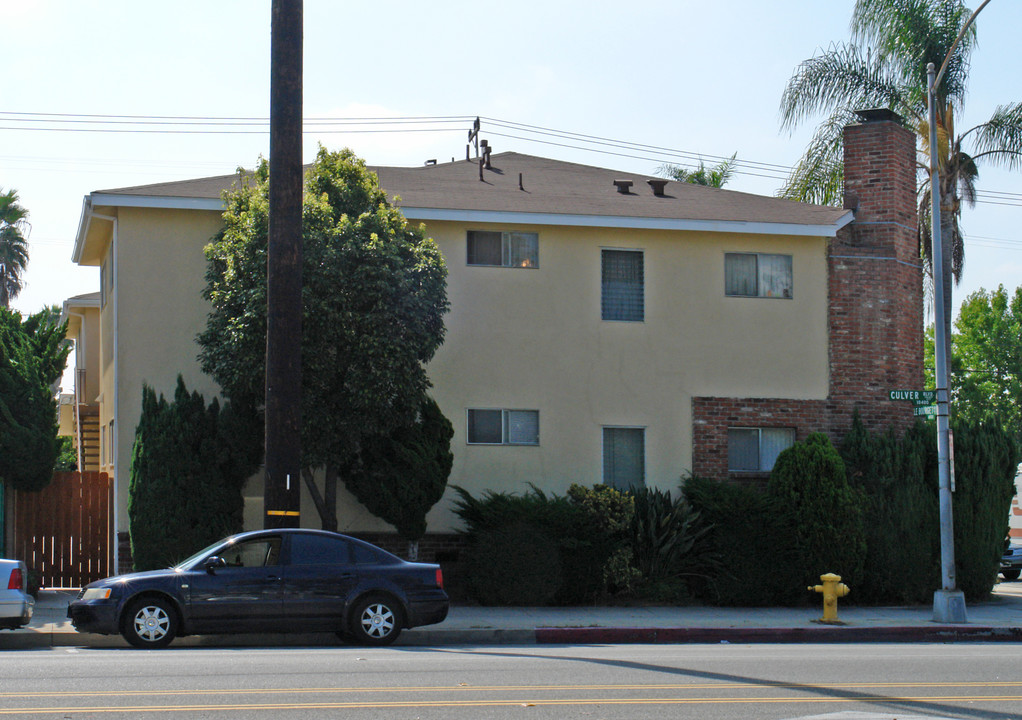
[840,414,1018,603]
[628,486,718,599]
[951,419,1018,599]
[128,377,261,571]
[768,433,866,592]
[683,475,803,606]
[466,521,562,606]
[452,484,632,605]
[840,416,938,603]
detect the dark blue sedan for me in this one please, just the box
[68,528,448,648]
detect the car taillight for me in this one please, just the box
[435,568,444,589]
[8,568,23,591]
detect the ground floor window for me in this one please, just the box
[467,409,539,445]
[603,426,645,491]
[727,427,795,472]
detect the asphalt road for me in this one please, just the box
[3,643,1022,719]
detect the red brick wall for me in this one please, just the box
[692,113,923,482]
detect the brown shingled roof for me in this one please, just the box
[92,152,849,229]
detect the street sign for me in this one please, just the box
[913,405,938,416]
[888,390,937,404]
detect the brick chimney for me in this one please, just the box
[828,108,923,433]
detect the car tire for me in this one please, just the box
[349,595,403,646]
[1002,568,1021,581]
[121,596,178,649]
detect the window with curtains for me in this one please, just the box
[727,427,795,472]
[602,427,645,490]
[467,409,539,445]
[467,230,538,268]
[601,249,644,321]
[725,252,792,298]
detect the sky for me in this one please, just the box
[5,0,1021,338]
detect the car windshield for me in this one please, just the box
[174,538,234,571]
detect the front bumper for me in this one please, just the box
[67,600,121,635]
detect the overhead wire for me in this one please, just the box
[2,110,1021,206]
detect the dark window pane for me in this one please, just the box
[725,253,757,296]
[468,409,503,443]
[467,231,503,266]
[727,428,760,471]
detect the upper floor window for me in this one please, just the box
[603,426,645,491]
[467,231,538,268]
[467,409,539,445]
[727,427,795,472]
[602,249,644,322]
[725,253,792,299]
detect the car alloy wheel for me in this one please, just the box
[351,595,402,646]
[122,597,178,649]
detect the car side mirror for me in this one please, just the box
[204,556,227,574]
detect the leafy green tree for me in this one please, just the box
[0,189,30,308]
[128,377,261,571]
[779,0,1022,354]
[199,147,449,530]
[340,396,454,559]
[658,154,737,188]
[0,307,70,492]
[951,285,1022,449]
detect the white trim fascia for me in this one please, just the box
[74,194,855,240]
[401,207,854,237]
[72,197,93,264]
[88,193,225,212]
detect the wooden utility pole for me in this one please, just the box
[264,0,303,529]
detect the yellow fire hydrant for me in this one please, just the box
[808,572,850,624]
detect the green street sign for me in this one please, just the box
[889,390,937,404]
[913,405,938,417]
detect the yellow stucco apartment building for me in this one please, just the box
[63,110,923,570]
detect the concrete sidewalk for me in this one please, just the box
[4,584,1022,649]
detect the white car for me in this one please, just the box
[0,559,34,630]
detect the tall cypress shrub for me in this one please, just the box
[128,377,261,571]
[841,416,938,603]
[952,418,1018,599]
[768,433,866,591]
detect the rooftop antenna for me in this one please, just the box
[467,117,481,159]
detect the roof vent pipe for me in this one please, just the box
[613,179,633,194]
[647,179,668,197]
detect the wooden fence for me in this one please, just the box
[12,471,112,588]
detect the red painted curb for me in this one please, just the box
[534,626,1022,644]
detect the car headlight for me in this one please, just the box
[81,588,114,601]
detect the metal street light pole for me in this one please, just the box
[928,0,991,623]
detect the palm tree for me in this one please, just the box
[658,154,737,188]
[778,0,1022,354]
[0,188,30,308]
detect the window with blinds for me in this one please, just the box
[727,427,795,472]
[467,409,539,445]
[467,231,538,268]
[602,427,645,491]
[725,252,792,298]
[601,249,644,321]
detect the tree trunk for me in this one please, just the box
[301,466,338,532]
[406,539,419,562]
